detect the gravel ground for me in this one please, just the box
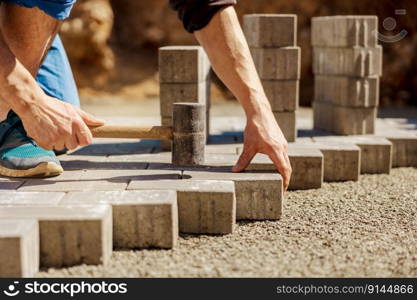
[38,168,417,278]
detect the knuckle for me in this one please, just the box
[84,132,93,145]
[57,128,71,137]
[64,142,75,150]
[269,142,283,152]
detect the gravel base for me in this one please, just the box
[38,168,417,278]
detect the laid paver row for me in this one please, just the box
[1,131,416,277]
[3,133,416,194]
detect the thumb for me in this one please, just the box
[232,146,255,173]
[78,109,105,126]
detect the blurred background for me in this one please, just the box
[60,0,417,108]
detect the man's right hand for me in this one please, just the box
[19,95,105,151]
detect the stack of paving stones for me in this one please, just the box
[244,14,301,142]
[312,16,383,135]
[159,46,211,150]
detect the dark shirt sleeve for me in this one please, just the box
[169,0,237,33]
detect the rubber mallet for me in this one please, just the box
[89,103,205,166]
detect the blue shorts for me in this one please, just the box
[1,0,76,20]
[36,35,80,107]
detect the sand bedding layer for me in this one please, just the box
[39,168,417,278]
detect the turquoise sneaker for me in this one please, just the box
[0,111,63,178]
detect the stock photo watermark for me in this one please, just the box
[377,9,408,43]
[2,280,128,298]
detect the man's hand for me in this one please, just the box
[19,95,104,151]
[233,108,292,190]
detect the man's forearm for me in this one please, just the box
[0,31,46,117]
[194,6,271,117]
[194,6,292,189]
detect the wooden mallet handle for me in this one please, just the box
[89,125,173,140]
[88,103,205,167]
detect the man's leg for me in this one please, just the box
[36,35,80,108]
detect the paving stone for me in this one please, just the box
[0,180,24,190]
[20,168,165,192]
[18,170,129,192]
[0,205,112,267]
[315,75,379,107]
[376,119,417,131]
[60,154,148,171]
[332,105,376,135]
[313,101,376,135]
[294,137,315,143]
[205,144,240,155]
[107,153,172,163]
[160,81,208,117]
[61,191,178,249]
[209,117,246,134]
[128,180,235,234]
[0,219,39,277]
[59,155,109,170]
[243,14,297,47]
[313,46,383,77]
[184,167,283,221]
[273,111,297,142]
[377,132,417,167]
[287,145,324,190]
[72,141,154,156]
[77,170,133,191]
[312,16,378,48]
[251,47,301,80]
[314,136,392,174]
[0,192,65,206]
[208,134,238,144]
[263,80,299,111]
[291,142,361,182]
[80,169,180,191]
[315,142,361,182]
[313,101,333,132]
[103,169,183,182]
[159,46,211,83]
[231,146,323,190]
[18,171,86,192]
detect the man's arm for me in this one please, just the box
[194,7,292,189]
[0,3,104,151]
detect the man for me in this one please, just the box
[0,0,292,189]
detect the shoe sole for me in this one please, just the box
[0,162,63,178]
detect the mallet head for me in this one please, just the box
[172,103,205,166]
